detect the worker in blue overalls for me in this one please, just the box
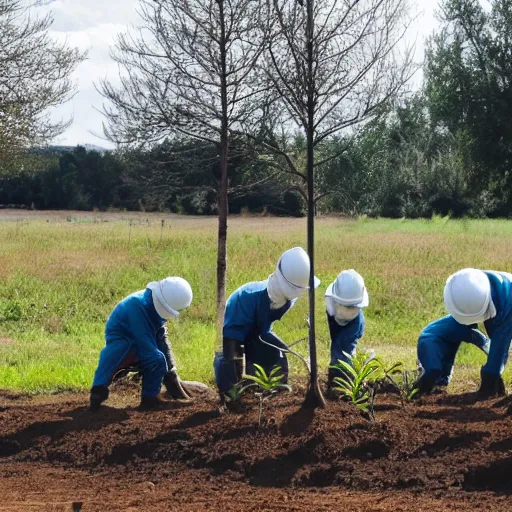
[415,268,512,397]
[90,276,194,410]
[214,247,319,401]
[325,269,369,393]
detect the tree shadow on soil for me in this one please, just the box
[247,435,323,487]
[488,438,512,452]
[105,430,192,465]
[203,453,246,476]
[172,409,221,430]
[492,396,510,407]
[412,431,488,457]
[414,407,501,423]
[0,406,130,458]
[463,456,512,494]
[213,425,256,442]
[491,396,512,415]
[434,393,484,407]
[280,405,315,436]
[126,400,196,413]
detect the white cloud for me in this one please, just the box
[40,0,140,32]
[34,0,140,148]
[413,0,440,53]
[40,0,440,149]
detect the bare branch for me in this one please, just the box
[0,0,85,162]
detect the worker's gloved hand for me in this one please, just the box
[223,337,244,382]
[163,370,193,400]
[412,370,440,398]
[478,369,506,398]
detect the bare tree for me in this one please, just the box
[0,0,85,166]
[100,0,271,335]
[253,0,415,407]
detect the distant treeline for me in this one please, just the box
[2,1,512,218]
[0,144,306,216]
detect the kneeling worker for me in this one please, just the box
[325,269,369,392]
[214,247,319,399]
[416,268,512,397]
[90,276,194,410]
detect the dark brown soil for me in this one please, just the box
[1,384,512,511]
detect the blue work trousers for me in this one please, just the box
[92,328,168,397]
[418,317,489,386]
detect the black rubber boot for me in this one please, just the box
[478,369,506,398]
[139,395,166,410]
[89,385,109,411]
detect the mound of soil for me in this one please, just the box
[1,385,511,510]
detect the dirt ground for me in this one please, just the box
[1,384,512,511]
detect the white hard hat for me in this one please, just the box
[275,247,320,299]
[325,269,369,308]
[147,277,193,320]
[444,268,490,325]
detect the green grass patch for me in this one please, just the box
[1,214,512,394]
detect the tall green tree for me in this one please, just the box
[425,0,512,210]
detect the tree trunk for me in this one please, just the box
[303,0,325,409]
[216,0,229,339]
[216,140,229,337]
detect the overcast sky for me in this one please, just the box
[40,0,439,149]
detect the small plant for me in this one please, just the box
[372,363,419,407]
[223,381,245,405]
[241,364,291,426]
[348,350,380,378]
[379,360,404,382]
[390,369,420,405]
[331,351,382,421]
